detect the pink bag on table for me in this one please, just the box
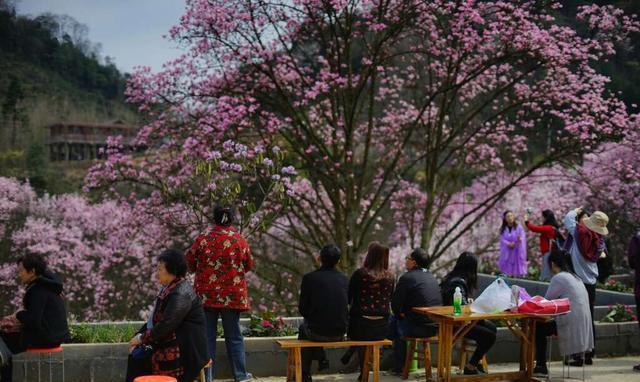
[517,296,570,315]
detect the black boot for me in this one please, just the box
[341,347,356,365]
[533,364,549,377]
[585,352,594,365]
[318,358,330,372]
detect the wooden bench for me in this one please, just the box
[277,339,392,382]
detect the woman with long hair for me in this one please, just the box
[441,252,497,375]
[498,210,528,277]
[524,209,560,280]
[341,242,395,375]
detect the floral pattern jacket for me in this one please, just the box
[186,225,254,310]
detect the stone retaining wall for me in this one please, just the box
[477,274,636,305]
[11,321,640,382]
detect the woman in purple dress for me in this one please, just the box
[498,210,528,277]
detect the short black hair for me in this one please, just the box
[576,209,590,223]
[410,248,430,268]
[213,205,235,226]
[548,248,575,274]
[17,252,47,276]
[158,249,187,278]
[319,244,341,268]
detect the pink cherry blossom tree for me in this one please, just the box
[577,120,640,258]
[0,178,172,320]
[0,177,35,240]
[389,166,587,273]
[98,0,638,272]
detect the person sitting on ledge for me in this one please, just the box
[390,248,442,374]
[0,253,69,382]
[298,244,349,382]
[126,249,208,382]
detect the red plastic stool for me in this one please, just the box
[133,376,178,382]
[25,346,64,382]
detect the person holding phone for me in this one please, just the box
[524,209,561,280]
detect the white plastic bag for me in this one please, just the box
[470,277,515,313]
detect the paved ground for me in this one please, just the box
[248,356,640,381]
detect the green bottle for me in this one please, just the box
[453,286,462,316]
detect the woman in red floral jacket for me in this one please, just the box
[186,205,254,382]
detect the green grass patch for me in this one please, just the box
[68,322,141,344]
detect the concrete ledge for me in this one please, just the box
[478,274,637,305]
[11,320,639,382]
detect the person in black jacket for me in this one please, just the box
[440,252,496,375]
[341,242,394,375]
[0,253,69,382]
[298,244,349,382]
[391,248,442,374]
[126,249,208,382]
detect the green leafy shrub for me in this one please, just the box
[601,304,637,323]
[598,279,632,293]
[68,323,140,343]
[525,266,541,281]
[243,312,297,337]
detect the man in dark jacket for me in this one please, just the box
[391,248,442,373]
[298,244,348,382]
[0,253,69,382]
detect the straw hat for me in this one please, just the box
[584,211,609,236]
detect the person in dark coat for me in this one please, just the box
[391,248,442,374]
[126,249,208,382]
[298,244,349,382]
[0,252,69,382]
[440,252,496,375]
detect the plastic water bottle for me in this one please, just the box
[453,286,463,316]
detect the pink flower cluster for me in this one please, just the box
[0,178,172,320]
[0,177,35,239]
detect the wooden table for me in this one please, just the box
[413,306,549,382]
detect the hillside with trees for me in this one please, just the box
[0,0,137,193]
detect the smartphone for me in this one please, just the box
[526,207,533,215]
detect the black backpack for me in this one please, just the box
[551,228,567,252]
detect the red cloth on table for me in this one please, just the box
[517,295,570,315]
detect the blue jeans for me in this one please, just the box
[205,308,250,381]
[390,316,438,373]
